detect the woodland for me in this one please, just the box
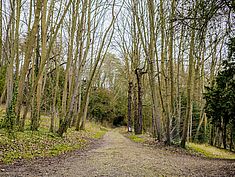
[0,0,234,166]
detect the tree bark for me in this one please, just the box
[50,56,60,132]
[15,0,42,124]
[135,68,143,135]
[0,0,2,66]
[223,121,227,149]
[176,25,184,142]
[6,0,15,112]
[167,0,176,145]
[127,82,133,132]
[133,84,138,134]
[230,124,234,151]
[181,10,196,148]
[147,0,162,141]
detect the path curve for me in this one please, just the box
[1,129,235,177]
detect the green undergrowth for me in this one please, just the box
[128,134,145,143]
[0,121,107,164]
[124,127,235,160]
[188,143,235,159]
[119,127,146,143]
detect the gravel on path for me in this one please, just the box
[0,129,234,177]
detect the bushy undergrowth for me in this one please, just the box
[89,88,127,126]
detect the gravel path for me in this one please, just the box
[1,129,235,177]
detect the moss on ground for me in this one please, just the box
[0,114,107,164]
[124,128,235,160]
[84,122,109,139]
[188,143,235,159]
[128,134,145,143]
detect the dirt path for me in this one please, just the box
[1,129,235,177]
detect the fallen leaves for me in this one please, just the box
[0,122,107,164]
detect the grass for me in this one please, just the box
[124,128,235,160]
[0,106,108,164]
[188,143,235,159]
[0,123,107,164]
[128,134,145,143]
[83,122,109,139]
[0,105,5,120]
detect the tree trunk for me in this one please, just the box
[223,121,227,149]
[19,98,30,131]
[176,25,184,142]
[210,124,214,146]
[72,81,82,127]
[79,92,90,130]
[167,0,176,145]
[181,11,196,148]
[50,57,60,132]
[15,0,21,79]
[147,0,162,141]
[127,82,133,132]
[6,0,15,111]
[133,84,138,134]
[76,1,116,131]
[32,0,47,130]
[230,124,234,151]
[30,25,40,131]
[0,0,2,66]
[15,0,42,123]
[135,69,143,135]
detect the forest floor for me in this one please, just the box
[0,129,234,177]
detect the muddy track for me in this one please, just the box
[0,129,234,177]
